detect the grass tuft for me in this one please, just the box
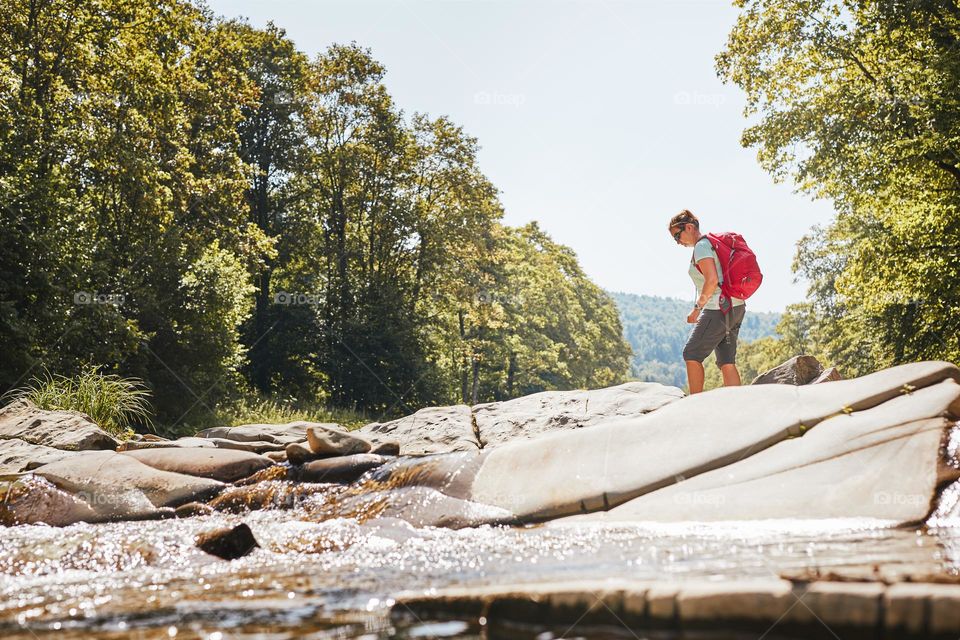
[5,366,154,439]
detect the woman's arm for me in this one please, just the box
[687,257,720,323]
[696,257,720,307]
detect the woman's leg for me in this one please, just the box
[715,305,746,387]
[719,363,741,387]
[686,360,706,393]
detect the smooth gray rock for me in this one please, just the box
[196,422,340,445]
[562,378,959,524]
[298,453,391,483]
[306,426,372,456]
[30,451,224,523]
[121,448,275,482]
[357,382,684,455]
[118,437,218,451]
[359,405,478,455]
[0,438,81,474]
[472,381,683,448]
[751,355,824,385]
[0,400,119,451]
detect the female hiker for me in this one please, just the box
[668,209,747,394]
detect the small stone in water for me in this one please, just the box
[195,523,259,560]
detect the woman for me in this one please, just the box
[668,209,746,394]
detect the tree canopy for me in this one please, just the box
[719,0,960,374]
[0,0,632,430]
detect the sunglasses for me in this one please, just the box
[672,225,684,243]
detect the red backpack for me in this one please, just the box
[695,232,763,307]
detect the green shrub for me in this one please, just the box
[6,366,154,439]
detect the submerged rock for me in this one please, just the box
[195,523,259,559]
[121,448,275,482]
[0,399,119,451]
[16,451,225,524]
[298,453,391,483]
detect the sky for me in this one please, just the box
[205,0,837,313]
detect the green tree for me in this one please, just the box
[719,0,960,373]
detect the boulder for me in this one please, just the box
[285,441,317,465]
[0,438,81,474]
[751,355,824,385]
[195,523,259,559]
[306,426,372,456]
[472,381,683,448]
[298,453,391,484]
[0,399,119,451]
[370,440,401,456]
[359,405,478,455]
[347,361,960,527]
[195,421,340,446]
[812,366,843,384]
[29,451,224,523]
[121,448,275,482]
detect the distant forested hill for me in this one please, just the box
[608,291,781,388]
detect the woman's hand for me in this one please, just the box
[687,307,700,323]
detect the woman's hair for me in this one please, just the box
[668,209,699,231]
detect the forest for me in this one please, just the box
[0,0,631,432]
[4,0,958,434]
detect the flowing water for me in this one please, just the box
[2,499,959,640]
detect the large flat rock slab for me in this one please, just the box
[472,381,683,448]
[359,405,479,455]
[196,421,339,445]
[0,400,119,451]
[560,379,959,524]
[357,361,960,527]
[0,438,81,474]
[358,382,685,455]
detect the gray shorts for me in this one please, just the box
[682,305,747,365]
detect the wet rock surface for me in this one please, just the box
[121,447,275,482]
[195,522,259,559]
[3,360,960,637]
